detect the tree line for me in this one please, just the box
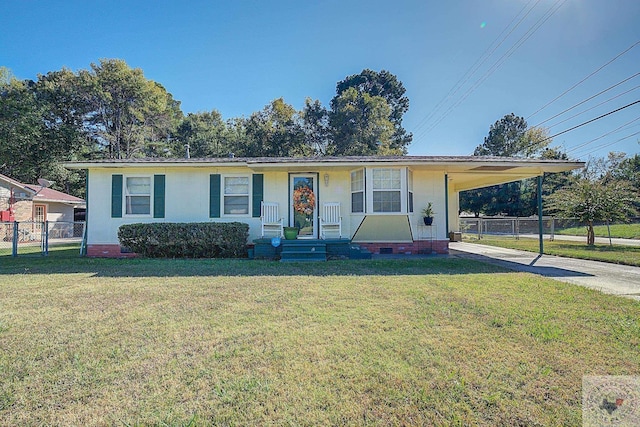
[460,113,640,244]
[1,60,412,196]
[460,113,572,218]
[2,60,638,235]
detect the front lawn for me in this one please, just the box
[464,234,640,267]
[1,256,638,426]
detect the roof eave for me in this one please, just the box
[63,156,585,172]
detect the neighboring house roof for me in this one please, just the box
[0,173,85,206]
[26,186,85,206]
[64,155,584,193]
[0,173,36,197]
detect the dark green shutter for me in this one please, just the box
[111,174,123,218]
[252,174,264,217]
[153,175,165,218]
[210,174,221,218]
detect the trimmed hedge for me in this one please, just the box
[117,222,249,258]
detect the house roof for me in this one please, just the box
[0,173,85,206]
[64,155,583,169]
[64,155,584,192]
[26,186,85,205]
[0,173,36,196]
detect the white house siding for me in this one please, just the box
[87,165,448,247]
[46,203,75,222]
[88,166,257,245]
[317,169,351,238]
[410,169,447,241]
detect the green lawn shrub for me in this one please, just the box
[118,222,249,258]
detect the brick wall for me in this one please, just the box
[11,200,32,222]
[357,240,449,255]
[88,240,449,258]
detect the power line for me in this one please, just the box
[546,84,640,130]
[565,115,640,153]
[540,99,640,143]
[575,131,640,158]
[413,0,540,134]
[416,0,566,141]
[533,73,640,128]
[527,40,640,120]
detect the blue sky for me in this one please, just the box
[1,0,639,160]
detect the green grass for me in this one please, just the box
[0,254,639,425]
[0,242,82,258]
[464,234,640,267]
[556,223,640,239]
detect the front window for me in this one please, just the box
[125,177,151,215]
[372,168,401,213]
[408,169,414,213]
[351,169,364,213]
[223,176,249,215]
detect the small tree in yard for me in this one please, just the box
[546,177,639,245]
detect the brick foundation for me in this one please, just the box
[87,240,449,258]
[357,240,449,255]
[87,244,138,258]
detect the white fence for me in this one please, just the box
[0,221,85,257]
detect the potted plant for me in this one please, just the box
[421,202,435,226]
[283,226,299,240]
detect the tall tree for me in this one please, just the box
[329,88,396,156]
[613,153,640,192]
[332,69,411,153]
[233,98,309,157]
[461,114,555,216]
[78,59,182,159]
[0,78,49,183]
[174,110,231,158]
[0,67,13,85]
[301,98,330,156]
[473,113,548,157]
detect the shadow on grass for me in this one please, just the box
[2,243,608,279]
[450,250,594,279]
[0,249,519,278]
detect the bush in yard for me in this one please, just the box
[118,222,249,258]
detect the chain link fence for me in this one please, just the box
[0,221,85,257]
[459,216,568,240]
[460,216,640,240]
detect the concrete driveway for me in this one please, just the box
[450,242,640,301]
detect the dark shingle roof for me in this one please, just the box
[64,155,582,166]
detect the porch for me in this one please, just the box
[251,237,448,261]
[252,238,372,261]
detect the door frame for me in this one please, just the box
[33,203,47,234]
[289,173,319,239]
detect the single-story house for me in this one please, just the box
[65,156,583,258]
[0,173,85,223]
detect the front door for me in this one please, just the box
[290,174,318,239]
[34,204,47,233]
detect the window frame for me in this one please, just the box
[124,175,152,216]
[350,168,365,213]
[221,174,251,217]
[366,167,408,214]
[408,169,414,214]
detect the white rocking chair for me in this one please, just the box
[260,201,283,237]
[320,202,342,239]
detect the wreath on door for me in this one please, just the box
[293,186,316,216]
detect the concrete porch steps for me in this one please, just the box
[280,240,327,262]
